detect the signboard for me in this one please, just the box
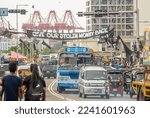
[26,28,108,40]
[0,8,8,16]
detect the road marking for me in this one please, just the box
[48,79,65,100]
[48,79,75,101]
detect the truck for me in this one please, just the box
[132,26,150,101]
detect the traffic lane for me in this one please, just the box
[46,78,136,101]
[53,89,136,101]
[45,78,66,101]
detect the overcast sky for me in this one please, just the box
[0,0,86,31]
[0,0,150,36]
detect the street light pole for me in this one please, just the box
[16,4,29,64]
[135,0,140,66]
[136,0,140,51]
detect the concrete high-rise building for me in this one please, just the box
[86,0,135,38]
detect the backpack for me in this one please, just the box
[29,79,44,101]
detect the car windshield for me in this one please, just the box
[42,65,57,71]
[59,53,76,67]
[85,71,107,80]
[124,72,131,78]
[108,72,122,79]
[1,64,9,71]
[136,73,144,80]
[77,53,93,66]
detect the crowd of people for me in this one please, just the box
[0,62,46,101]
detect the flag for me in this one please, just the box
[118,36,132,59]
[42,40,51,49]
[107,28,115,44]
[33,43,37,50]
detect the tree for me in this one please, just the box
[40,48,51,55]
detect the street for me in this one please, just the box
[45,78,136,101]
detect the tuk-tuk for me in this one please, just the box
[130,69,144,98]
[107,69,124,96]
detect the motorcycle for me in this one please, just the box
[123,70,132,94]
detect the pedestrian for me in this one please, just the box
[0,62,23,101]
[22,64,46,101]
[18,69,23,80]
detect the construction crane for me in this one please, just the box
[22,10,84,33]
[22,10,45,31]
[0,16,15,36]
[38,10,60,32]
[55,10,84,33]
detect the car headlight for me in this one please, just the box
[126,78,131,82]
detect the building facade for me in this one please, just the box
[0,38,17,51]
[86,0,135,37]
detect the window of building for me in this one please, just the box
[100,6,107,11]
[86,7,90,12]
[101,18,108,23]
[92,25,99,30]
[126,24,133,29]
[126,0,133,4]
[116,0,121,4]
[109,6,116,11]
[92,6,99,11]
[126,31,133,36]
[126,18,133,23]
[100,0,107,4]
[117,25,121,29]
[122,31,125,36]
[86,1,90,6]
[91,0,99,5]
[121,18,125,23]
[126,6,133,11]
[87,19,90,24]
[126,13,133,17]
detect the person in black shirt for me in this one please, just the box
[0,62,22,101]
[22,64,46,101]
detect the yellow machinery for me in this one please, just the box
[132,26,150,100]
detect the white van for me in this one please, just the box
[79,66,109,99]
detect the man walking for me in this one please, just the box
[0,62,22,101]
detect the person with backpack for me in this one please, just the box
[22,64,46,101]
[0,62,23,101]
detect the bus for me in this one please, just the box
[56,47,95,93]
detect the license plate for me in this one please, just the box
[113,88,117,91]
[94,89,102,93]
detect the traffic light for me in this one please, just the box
[95,10,107,17]
[77,12,83,17]
[20,9,26,15]
[95,10,103,17]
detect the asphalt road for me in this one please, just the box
[45,78,136,101]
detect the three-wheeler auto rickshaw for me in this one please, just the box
[107,69,124,97]
[130,69,144,98]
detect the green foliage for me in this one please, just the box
[40,48,53,55]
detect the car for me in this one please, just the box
[42,65,57,79]
[0,67,5,76]
[0,64,9,75]
[17,65,43,78]
[78,65,109,99]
